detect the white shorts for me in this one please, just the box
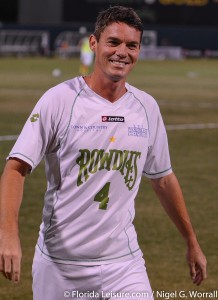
[32,247,154,300]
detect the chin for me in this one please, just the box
[108,71,127,82]
[110,75,125,82]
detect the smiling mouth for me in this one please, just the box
[109,60,129,67]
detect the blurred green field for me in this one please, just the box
[0,57,217,300]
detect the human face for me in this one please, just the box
[90,22,141,82]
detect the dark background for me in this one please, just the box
[1,0,218,26]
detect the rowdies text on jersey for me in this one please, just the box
[76,149,141,190]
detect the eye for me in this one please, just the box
[108,40,119,46]
[127,43,138,50]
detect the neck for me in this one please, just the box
[84,73,127,103]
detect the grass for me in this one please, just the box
[0,57,218,299]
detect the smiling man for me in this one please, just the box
[0,6,207,300]
[89,21,141,86]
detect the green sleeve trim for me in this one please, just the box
[8,152,35,167]
[143,166,172,176]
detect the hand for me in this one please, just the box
[0,232,22,283]
[186,241,207,285]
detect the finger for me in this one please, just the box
[193,265,207,286]
[0,258,8,279]
[201,264,207,281]
[193,273,203,286]
[193,271,202,285]
[189,263,196,281]
[3,255,13,280]
[0,259,8,279]
[12,256,21,283]
[0,256,4,272]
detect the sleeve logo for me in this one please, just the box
[30,113,40,122]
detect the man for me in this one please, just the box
[0,6,207,300]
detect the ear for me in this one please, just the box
[89,34,97,52]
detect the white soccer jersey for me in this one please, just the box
[9,76,172,265]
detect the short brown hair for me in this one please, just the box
[94,6,143,42]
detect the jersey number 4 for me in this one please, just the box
[94,182,111,210]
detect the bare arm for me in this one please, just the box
[151,172,207,285]
[0,158,30,283]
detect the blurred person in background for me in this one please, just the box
[79,26,94,75]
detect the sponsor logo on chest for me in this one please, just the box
[102,116,125,122]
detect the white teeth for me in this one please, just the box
[111,60,126,66]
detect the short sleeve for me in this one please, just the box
[8,89,61,172]
[143,103,172,179]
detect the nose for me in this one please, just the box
[115,43,127,57]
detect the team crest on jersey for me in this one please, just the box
[30,113,40,123]
[128,125,148,138]
[102,116,125,122]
